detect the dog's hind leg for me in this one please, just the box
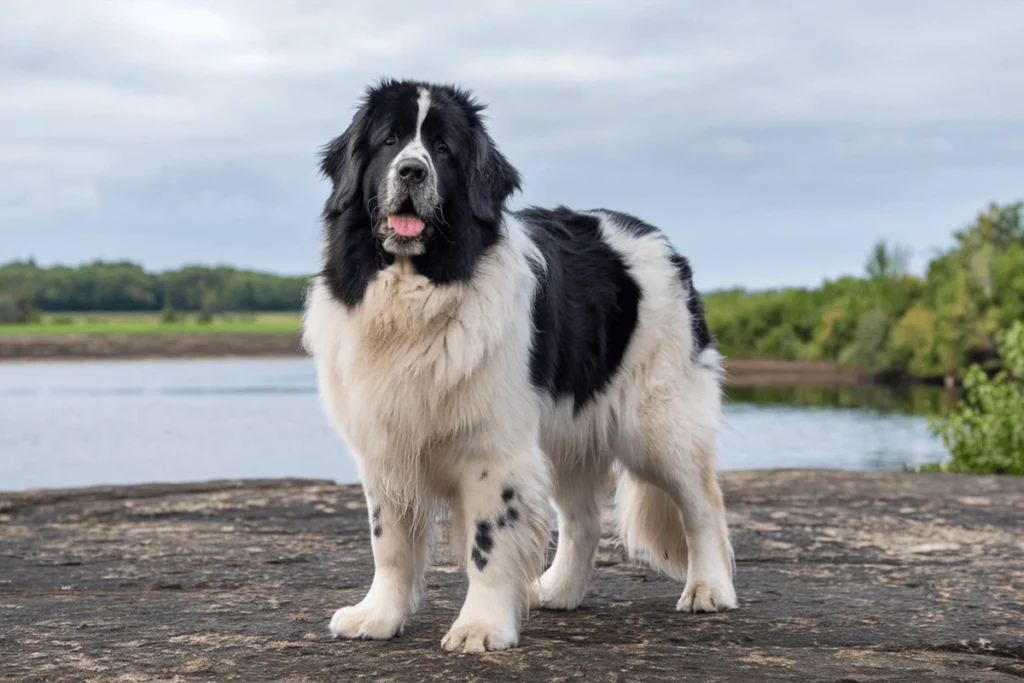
[328,488,431,640]
[441,447,550,653]
[532,458,612,610]
[613,469,689,583]
[618,355,737,613]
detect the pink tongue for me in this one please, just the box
[388,215,425,237]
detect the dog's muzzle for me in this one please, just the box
[378,156,439,256]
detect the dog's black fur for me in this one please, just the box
[519,206,642,414]
[318,79,713,410]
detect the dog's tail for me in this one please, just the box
[613,469,689,582]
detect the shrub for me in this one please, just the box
[927,321,1024,475]
[160,306,178,324]
[0,296,22,324]
[0,295,40,324]
[197,290,219,324]
[755,325,805,360]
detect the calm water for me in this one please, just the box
[0,358,951,492]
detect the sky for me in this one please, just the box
[2,0,1023,292]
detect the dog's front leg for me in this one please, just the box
[329,490,430,640]
[441,449,550,653]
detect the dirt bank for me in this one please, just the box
[722,358,866,386]
[1,471,1021,681]
[0,333,304,362]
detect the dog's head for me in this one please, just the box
[319,80,521,295]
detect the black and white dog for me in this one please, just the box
[302,79,736,654]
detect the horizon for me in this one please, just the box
[0,219,973,294]
[3,195,1012,292]
[3,2,1024,292]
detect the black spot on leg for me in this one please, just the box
[371,505,382,538]
[468,500,526,571]
[664,550,669,560]
[480,470,488,480]
[475,521,494,553]
[471,547,488,571]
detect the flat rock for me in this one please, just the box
[1,470,1021,682]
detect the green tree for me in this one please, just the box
[807,301,856,361]
[0,295,40,324]
[0,260,310,313]
[865,240,910,281]
[839,308,892,372]
[888,306,941,377]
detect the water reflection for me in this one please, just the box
[0,358,951,491]
[725,384,957,417]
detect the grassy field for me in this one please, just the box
[0,312,302,336]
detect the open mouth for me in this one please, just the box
[387,200,425,238]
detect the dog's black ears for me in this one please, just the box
[319,133,348,182]
[320,110,368,213]
[467,128,522,225]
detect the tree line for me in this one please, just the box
[3,198,1023,382]
[703,199,1024,381]
[0,261,309,316]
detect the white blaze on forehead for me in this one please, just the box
[415,87,430,143]
[392,86,434,172]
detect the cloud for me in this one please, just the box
[1,0,1023,289]
[923,138,953,151]
[717,137,756,157]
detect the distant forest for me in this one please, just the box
[2,198,1022,379]
[703,199,1024,380]
[0,261,308,313]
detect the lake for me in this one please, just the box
[0,358,952,492]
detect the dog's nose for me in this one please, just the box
[396,158,428,184]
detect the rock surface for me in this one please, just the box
[1,470,1021,682]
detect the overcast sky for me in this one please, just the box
[2,1,1023,291]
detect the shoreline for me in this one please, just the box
[0,332,879,386]
[0,332,305,364]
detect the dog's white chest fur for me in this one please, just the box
[303,241,540,494]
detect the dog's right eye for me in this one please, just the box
[384,135,397,146]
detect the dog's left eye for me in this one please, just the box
[384,135,397,146]
[435,141,449,154]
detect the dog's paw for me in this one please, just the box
[676,578,737,613]
[441,619,518,653]
[329,599,406,640]
[531,568,586,611]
